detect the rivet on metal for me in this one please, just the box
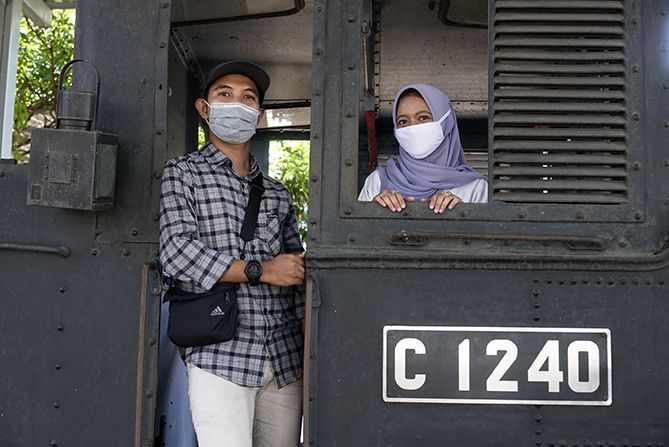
[159,42,166,48]
[310,174,320,182]
[157,128,164,135]
[91,248,99,256]
[631,17,639,25]
[646,278,653,285]
[130,228,139,237]
[620,277,628,285]
[348,15,356,22]
[532,289,540,297]
[576,211,584,220]
[634,212,642,221]
[607,277,615,285]
[315,5,323,13]
[632,65,639,73]
[149,337,156,346]
[348,63,356,70]
[59,286,65,293]
[310,220,318,226]
[459,210,467,218]
[146,391,153,398]
[632,112,640,121]
[518,211,526,219]
[632,277,640,285]
[51,440,58,446]
[55,364,61,370]
[161,1,169,8]
[53,402,60,409]
[344,159,354,166]
[57,324,64,331]
[344,207,352,215]
[345,110,354,118]
[348,234,356,242]
[314,90,321,97]
[122,248,130,257]
[570,278,577,285]
[315,48,323,56]
[312,131,320,139]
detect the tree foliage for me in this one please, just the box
[13,10,75,162]
[268,140,310,244]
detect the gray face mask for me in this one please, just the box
[205,101,260,144]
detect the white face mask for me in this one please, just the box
[394,109,451,159]
[205,101,260,144]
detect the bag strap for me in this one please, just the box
[239,171,265,259]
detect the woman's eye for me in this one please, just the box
[419,115,431,121]
[397,119,407,127]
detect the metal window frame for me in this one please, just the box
[331,0,645,225]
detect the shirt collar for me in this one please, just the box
[201,142,261,179]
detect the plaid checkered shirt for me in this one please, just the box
[159,143,305,388]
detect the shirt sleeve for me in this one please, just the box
[357,170,381,201]
[280,198,306,319]
[159,160,234,290]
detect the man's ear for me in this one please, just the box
[257,108,265,124]
[195,98,209,120]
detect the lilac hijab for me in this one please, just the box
[377,84,484,200]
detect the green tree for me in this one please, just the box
[268,140,310,244]
[13,10,75,162]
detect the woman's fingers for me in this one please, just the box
[428,191,462,213]
[374,189,406,212]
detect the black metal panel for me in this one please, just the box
[307,268,669,446]
[0,166,161,446]
[1,0,168,445]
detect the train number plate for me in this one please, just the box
[383,326,612,406]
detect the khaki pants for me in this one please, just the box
[186,363,302,447]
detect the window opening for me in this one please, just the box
[357,0,489,205]
[268,139,309,243]
[9,6,75,163]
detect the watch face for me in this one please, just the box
[247,263,262,278]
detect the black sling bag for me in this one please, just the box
[164,172,265,348]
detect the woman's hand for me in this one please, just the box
[373,189,414,212]
[421,190,461,213]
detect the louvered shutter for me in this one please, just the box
[491,0,627,204]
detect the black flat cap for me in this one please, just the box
[201,60,270,103]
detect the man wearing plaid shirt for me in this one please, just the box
[159,60,306,447]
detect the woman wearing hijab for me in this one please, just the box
[358,83,488,213]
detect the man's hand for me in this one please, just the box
[421,190,462,213]
[373,189,415,212]
[261,252,306,286]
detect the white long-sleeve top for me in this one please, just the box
[357,170,489,203]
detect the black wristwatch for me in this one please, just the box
[244,260,263,286]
